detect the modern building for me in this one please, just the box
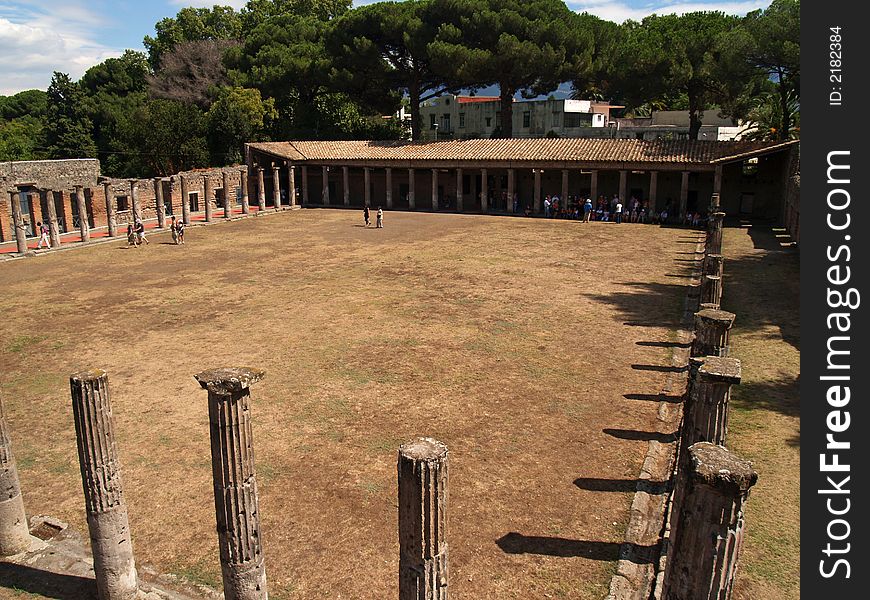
[418,95,617,140]
[611,110,752,141]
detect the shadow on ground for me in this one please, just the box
[496,533,659,564]
[0,563,96,599]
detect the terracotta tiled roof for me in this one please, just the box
[247,138,796,166]
[457,96,502,104]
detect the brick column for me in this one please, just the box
[204,175,214,222]
[590,169,599,204]
[129,180,140,224]
[301,166,309,206]
[240,169,250,215]
[507,169,515,213]
[288,163,297,207]
[154,179,166,228]
[533,169,542,214]
[0,396,31,556]
[322,166,330,205]
[180,176,191,225]
[45,189,62,246]
[649,171,658,210]
[364,168,371,207]
[480,168,488,213]
[271,165,281,209]
[223,170,233,219]
[431,169,439,211]
[679,171,690,219]
[195,368,269,600]
[408,168,416,210]
[75,185,90,243]
[257,168,266,212]
[30,191,45,229]
[664,443,757,600]
[343,166,350,206]
[386,168,393,209]
[398,438,448,600]
[692,309,736,358]
[70,370,139,600]
[455,168,463,212]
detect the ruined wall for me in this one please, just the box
[0,159,100,190]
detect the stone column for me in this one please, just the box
[301,166,309,206]
[663,442,757,600]
[561,169,569,207]
[480,168,488,213]
[649,171,658,210]
[713,165,723,197]
[154,179,166,229]
[707,212,725,255]
[204,175,214,222]
[364,168,372,207]
[223,171,233,219]
[700,275,722,308]
[398,438,448,600]
[129,181,140,224]
[257,168,266,212]
[0,396,30,556]
[703,253,724,279]
[272,165,281,209]
[431,169,439,211]
[45,189,62,246]
[343,166,350,206]
[288,164,297,207]
[455,168,463,212]
[408,168,416,210]
[240,169,250,215]
[619,170,627,204]
[710,193,721,213]
[590,169,599,203]
[533,169,542,214]
[681,357,741,453]
[70,370,138,600]
[386,168,393,209]
[180,176,191,225]
[507,169,515,213]
[75,185,90,243]
[679,171,690,219]
[9,191,28,253]
[692,309,736,358]
[195,368,268,600]
[322,166,330,205]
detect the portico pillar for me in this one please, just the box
[713,165,723,197]
[408,168,416,210]
[257,168,266,212]
[561,169,569,205]
[129,180,140,225]
[102,183,116,238]
[9,191,27,253]
[533,169,542,214]
[680,171,690,218]
[204,176,214,222]
[153,179,166,228]
[364,168,372,207]
[180,175,191,225]
[619,170,627,204]
[455,168,463,211]
[75,185,90,243]
[692,309,736,358]
[301,166,309,205]
[287,163,297,207]
[222,171,232,219]
[507,169,515,213]
[272,164,281,209]
[343,166,350,206]
[322,166,330,205]
[649,171,659,210]
[431,169,439,211]
[590,169,599,203]
[386,168,393,209]
[46,189,62,246]
[0,395,30,555]
[480,168,488,213]
[240,169,250,215]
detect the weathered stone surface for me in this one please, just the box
[0,396,30,556]
[74,185,90,242]
[698,356,741,384]
[691,309,736,358]
[9,191,28,254]
[1,159,100,190]
[194,368,265,395]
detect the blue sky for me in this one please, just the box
[0,0,771,95]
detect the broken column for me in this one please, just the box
[195,368,268,600]
[663,442,757,600]
[154,179,166,229]
[706,211,725,255]
[240,169,250,215]
[102,182,117,238]
[699,274,722,308]
[74,185,90,243]
[204,175,214,222]
[180,175,191,225]
[692,308,736,358]
[69,370,138,600]
[681,356,741,452]
[9,190,28,253]
[398,437,448,600]
[702,253,724,279]
[223,171,233,219]
[43,190,62,247]
[0,396,31,556]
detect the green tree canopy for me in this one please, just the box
[0,89,48,120]
[144,5,242,68]
[206,86,277,164]
[240,0,351,33]
[44,72,97,159]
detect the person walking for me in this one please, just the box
[36,221,50,249]
[583,197,593,223]
[126,222,138,247]
[376,206,383,228]
[135,220,150,245]
[615,199,623,224]
[364,205,371,227]
[170,215,179,244]
[176,219,185,245]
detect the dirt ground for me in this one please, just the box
[0,209,695,599]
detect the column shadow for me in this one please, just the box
[0,563,96,599]
[495,533,659,564]
[603,428,677,443]
[573,477,669,495]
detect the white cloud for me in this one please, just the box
[568,0,771,23]
[0,2,121,95]
[169,0,247,8]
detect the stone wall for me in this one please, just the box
[0,159,100,190]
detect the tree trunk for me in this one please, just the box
[688,93,702,140]
[778,72,790,140]
[409,81,422,141]
[499,84,514,139]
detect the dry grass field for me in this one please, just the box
[0,209,699,599]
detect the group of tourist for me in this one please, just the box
[538,194,707,227]
[363,205,384,228]
[124,217,185,247]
